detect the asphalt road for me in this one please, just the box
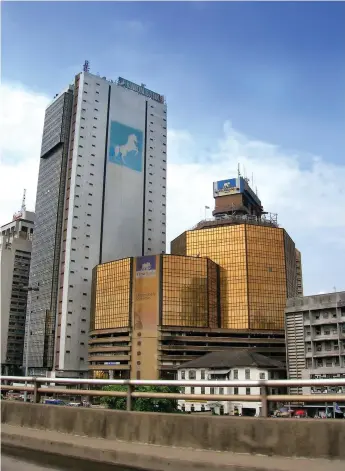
[2,448,139,471]
[2,455,60,471]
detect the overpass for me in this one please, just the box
[1,401,345,471]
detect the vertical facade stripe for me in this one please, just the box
[99,85,112,264]
[142,101,148,256]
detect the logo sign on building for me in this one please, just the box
[213,178,240,197]
[136,255,157,278]
[118,77,164,104]
[108,121,143,172]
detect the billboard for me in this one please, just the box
[131,255,160,379]
[108,121,143,172]
[118,77,164,104]
[133,256,159,332]
[213,178,241,197]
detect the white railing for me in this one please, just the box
[1,376,345,417]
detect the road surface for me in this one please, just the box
[2,448,139,471]
[3,455,54,471]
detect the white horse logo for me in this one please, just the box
[115,134,139,165]
[141,262,152,271]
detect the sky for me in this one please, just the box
[1,1,344,295]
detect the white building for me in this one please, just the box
[25,68,167,376]
[1,210,35,375]
[177,350,285,417]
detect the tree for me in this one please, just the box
[100,385,180,413]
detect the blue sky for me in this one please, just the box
[3,1,345,159]
[1,1,345,294]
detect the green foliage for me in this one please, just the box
[100,385,180,413]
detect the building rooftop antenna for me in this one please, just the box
[237,163,241,178]
[21,189,27,212]
[83,60,90,73]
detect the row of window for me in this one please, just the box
[180,369,265,380]
[185,386,253,395]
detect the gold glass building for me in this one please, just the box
[171,222,298,331]
[89,255,221,379]
[89,176,301,380]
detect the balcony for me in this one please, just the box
[313,332,339,341]
[313,350,340,358]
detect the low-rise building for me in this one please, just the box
[177,350,285,416]
[285,291,345,397]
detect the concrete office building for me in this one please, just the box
[1,208,35,375]
[25,65,167,376]
[285,291,345,396]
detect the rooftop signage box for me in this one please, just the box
[118,77,164,104]
[213,177,262,207]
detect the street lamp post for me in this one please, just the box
[23,285,39,402]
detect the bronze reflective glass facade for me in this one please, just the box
[246,225,287,330]
[161,255,220,328]
[90,258,132,330]
[171,224,298,330]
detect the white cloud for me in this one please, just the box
[0,82,49,223]
[167,123,345,295]
[1,82,344,295]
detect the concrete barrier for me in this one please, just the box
[1,401,345,460]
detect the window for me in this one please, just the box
[210,387,215,394]
[259,373,265,380]
[201,387,205,394]
[234,387,238,395]
[245,369,251,380]
[246,388,251,395]
[219,387,224,395]
[233,369,238,379]
[190,387,195,394]
[189,370,196,380]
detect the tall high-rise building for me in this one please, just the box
[25,69,167,376]
[1,206,35,375]
[171,176,302,331]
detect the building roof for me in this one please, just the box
[178,350,284,370]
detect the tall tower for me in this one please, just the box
[171,177,301,331]
[25,69,167,376]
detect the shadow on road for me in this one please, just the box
[2,445,140,471]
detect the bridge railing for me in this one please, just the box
[1,376,345,417]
